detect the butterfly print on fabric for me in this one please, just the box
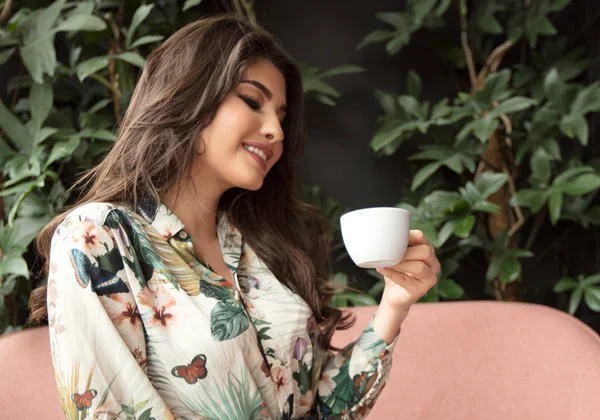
[71,389,97,410]
[69,247,129,296]
[171,354,208,384]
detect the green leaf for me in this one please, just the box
[44,136,81,169]
[129,35,164,49]
[475,172,508,198]
[486,257,502,281]
[411,0,437,24]
[569,287,583,315]
[553,278,578,292]
[183,0,203,11]
[114,52,146,68]
[76,56,109,81]
[319,65,365,79]
[492,96,536,115]
[510,189,547,212]
[560,114,588,146]
[386,35,411,55]
[438,278,464,300]
[581,274,600,287]
[374,90,398,115]
[86,99,112,115]
[20,37,56,84]
[55,14,107,32]
[457,116,499,143]
[570,83,600,115]
[549,0,570,12]
[436,220,455,247]
[423,191,468,216]
[210,302,249,341]
[584,288,600,312]
[411,162,441,191]
[558,174,600,196]
[377,11,410,30]
[0,255,29,278]
[500,258,521,283]
[126,4,155,50]
[67,2,95,17]
[0,98,31,151]
[544,69,564,103]
[333,272,348,286]
[406,70,422,98]
[30,78,53,133]
[79,128,117,141]
[529,150,551,187]
[356,29,394,50]
[548,192,563,225]
[453,214,475,238]
[471,201,501,213]
[0,47,15,65]
[553,166,593,186]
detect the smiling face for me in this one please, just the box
[192,58,288,192]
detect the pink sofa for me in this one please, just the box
[1,301,599,419]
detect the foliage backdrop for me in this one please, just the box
[1,0,599,335]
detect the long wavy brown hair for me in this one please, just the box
[29,13,353,350]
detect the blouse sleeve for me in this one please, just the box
[47,213,174,419]
[316,316,399,419]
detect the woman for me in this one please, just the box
[30,13,439,419]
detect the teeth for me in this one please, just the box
[243,145,267,162]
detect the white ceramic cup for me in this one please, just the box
[340,207,411,268]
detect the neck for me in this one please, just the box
[162,175,227,244]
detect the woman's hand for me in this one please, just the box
[377,230,440,312]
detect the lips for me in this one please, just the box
[243,142,274,161]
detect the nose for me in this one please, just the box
[261,113,284,143]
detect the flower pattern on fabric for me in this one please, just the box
[47,201,399,419]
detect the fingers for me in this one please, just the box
[380,261,434,283]
[409,230,431,247]
[400,244,441,274]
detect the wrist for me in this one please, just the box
[380,290,412,317]
[373,297,411,344]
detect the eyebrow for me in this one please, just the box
[240,79,288,115]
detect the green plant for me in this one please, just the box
[358,0,600,322]
[0,0,369,333]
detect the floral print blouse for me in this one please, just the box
[47,200,398,419]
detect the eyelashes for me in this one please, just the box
[239,95,261,110]
[239,94,286,124]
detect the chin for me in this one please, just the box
[237,176,264,191]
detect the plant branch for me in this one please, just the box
[477,39,515,82]
[0,0,13,25]
[458,0,477,89]
[525,208,547,250]
[89,74,120,100]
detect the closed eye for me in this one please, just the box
[239,94,261,110]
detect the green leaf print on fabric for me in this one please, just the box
[181,370,263,420]
[323,361,359,414]
[210,301,250,341]
[200,279,234,303]
[256,326,272,341]
[293,362,312,394]
[109,210,180,291]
